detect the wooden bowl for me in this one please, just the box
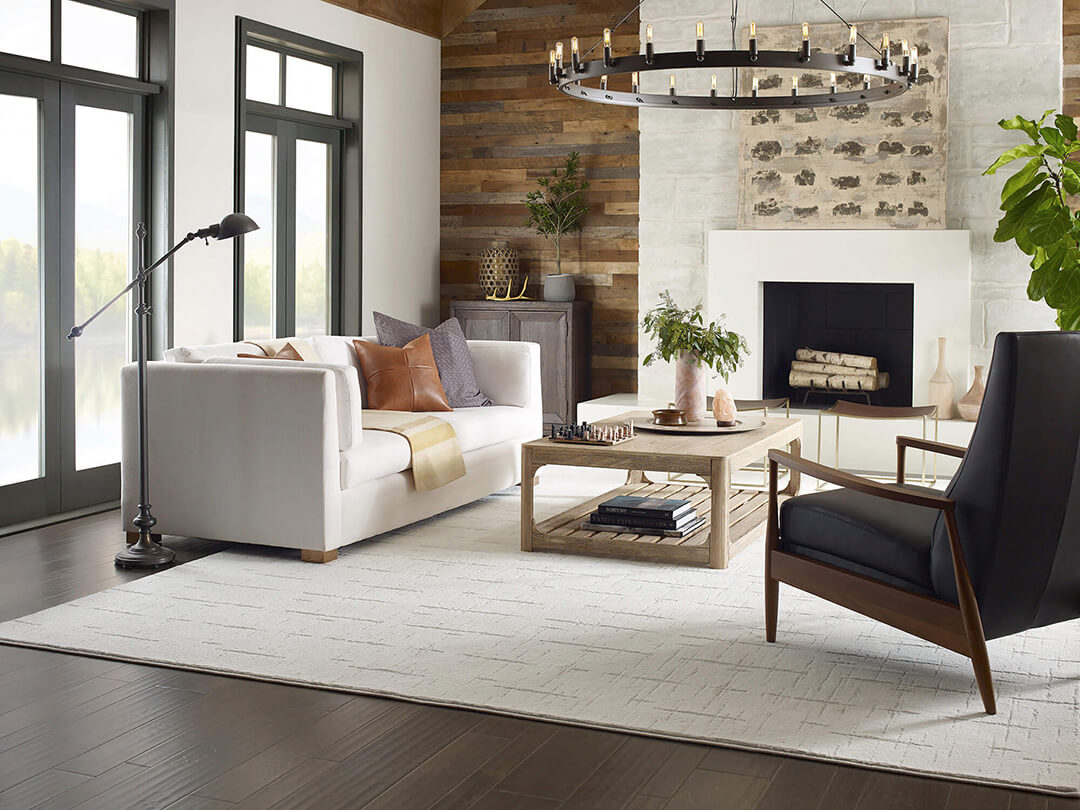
[651,408,687,426]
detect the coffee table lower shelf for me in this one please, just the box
[531,480,772,566]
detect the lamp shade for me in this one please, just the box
[215,213,259,240]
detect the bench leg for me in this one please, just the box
[301,549,338,564]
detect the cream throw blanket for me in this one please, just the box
[361,411,467,492]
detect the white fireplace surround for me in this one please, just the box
[708,230,972,403]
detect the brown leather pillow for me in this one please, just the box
[237,343,305,361]
[353,335,451,412]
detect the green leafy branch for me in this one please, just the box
[524,151,589,274]
[641,291,749,381]
[984,109,1080,330]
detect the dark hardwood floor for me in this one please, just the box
[0,513,1074,809]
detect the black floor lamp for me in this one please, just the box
[69,213,259,569]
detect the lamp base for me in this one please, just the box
[115,535,176,569]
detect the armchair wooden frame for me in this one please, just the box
[765,436,996,714]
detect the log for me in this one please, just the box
[791,360,878,377]
[795,348,877,370]
[789,370,891,391]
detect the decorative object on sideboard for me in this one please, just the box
[543,273,576,302]
[547,0,917,110]
[957,365,986,422]
[787,347,890,405]
[712,387,737,427]
[928,336,956,419]
[984,109,1080,330]
[67,213,259,569]
[651,408,687,426]
[548,420,636,446]
[641,291,749,424]
[479,240,522,300]
[525,151,588,282]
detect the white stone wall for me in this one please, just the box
[638,0,1062,401]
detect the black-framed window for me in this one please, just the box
[0,0,174,526]
[234,19,363,340]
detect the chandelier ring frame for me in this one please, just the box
[554,50,912,109]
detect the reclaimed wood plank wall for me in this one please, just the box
[440,0,640,396]
[1068,0,1080,116]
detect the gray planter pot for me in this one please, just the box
[543,273,576,302]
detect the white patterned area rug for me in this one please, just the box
[1,468,1077,796]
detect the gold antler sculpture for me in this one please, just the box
[486,276,530,301]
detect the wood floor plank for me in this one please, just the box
[638,743,707,799]
[855,771,952,810]
[664,768,770,810]
[33,762,146,810]
[0,767,89,808]
[751,758,838,810]
[469,789,561,809]
[561,735,682,810]
[362,730,507,809]
[697,747,784,779]
[495,725,626,801]
[944,781,1015,810]
[231,757,337,810]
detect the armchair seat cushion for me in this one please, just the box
[779,487,942,596]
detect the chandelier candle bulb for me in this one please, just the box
[846,24,856,64]
[548,49,556,83]
[863,73,871,90]
[911,46,919,82]
[791,74,799,96]
[751,75,759,97]
[901,39,910,75]
[696,20,705,61]
[632,71,639,93]
[555,40,564,71]
[711,74,718,97]
[801,22,810,60]
[830,72,837,93]
[600,74,607,90]
[880,32,890,67]
[645,23,654,63]
[749,20,758,59]
[603,27,612,66]
[669,73,676,95]
[571,36,580,71]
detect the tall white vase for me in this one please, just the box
[674,352,707,423]
[928,336,955,419]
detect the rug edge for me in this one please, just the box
[0,635,1074,798]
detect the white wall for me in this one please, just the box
[171,0,441,346]
[638,0,1061,401]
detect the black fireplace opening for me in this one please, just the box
[762,281,914,408]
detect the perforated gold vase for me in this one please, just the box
[479,241,521,298]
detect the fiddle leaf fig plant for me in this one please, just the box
[641,291,749,381]
[984,109,1080,330]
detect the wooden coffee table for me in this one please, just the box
[520,411,802,569]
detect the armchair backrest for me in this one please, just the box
[931,331,1080,639]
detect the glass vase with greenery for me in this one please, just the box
[524,151,589,275]
[984,109,1080,330]
[642,291,749,422]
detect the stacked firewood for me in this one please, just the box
[788,348,890,392]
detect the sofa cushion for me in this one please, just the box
[339,405,534,488]
[353,335,451,412]
[374,312,492,408]
[165,341,264,363]
[238,342,304,361]
[779,487,941,595]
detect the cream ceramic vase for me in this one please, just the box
[928,337,956,419]
[674,352,708,423]
[957,365,986,422]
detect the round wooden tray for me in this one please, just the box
[633,415,768,435]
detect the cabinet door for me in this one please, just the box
[510,310,568,425]
[453,308,510,341]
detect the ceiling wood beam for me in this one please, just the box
[442,0,489,37]
[319,0,486,39]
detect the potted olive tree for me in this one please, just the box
[984,109,1080,330]
[525,151,589,301]
[642,291,749,423]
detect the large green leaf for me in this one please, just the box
[1027,207,1073,247]
[1057,301,1080,331]
[1000,157,1044,205]
[984,143,1048,175]
[1028,245,1065,300]
[1056,114,1079,142]
[1045,261,1080,310]
[1040,127,1068,156]
[994,183,1050,243]
[1063,166,1080,196]
[998,115,1039,140]
[1001,173,1049,211]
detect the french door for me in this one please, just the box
[0,74,144,525]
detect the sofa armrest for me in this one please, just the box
[203,356,362,450]
[121,362,342,550]
[468,340,542,412]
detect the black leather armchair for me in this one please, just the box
[765,331,1080,715]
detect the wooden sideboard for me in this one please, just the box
[450,300,591,427]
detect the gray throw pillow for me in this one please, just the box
[373,312,492,408]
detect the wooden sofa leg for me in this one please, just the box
[765,576,779,643]
[301,549,338,564]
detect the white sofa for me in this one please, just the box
[121,335,542,560]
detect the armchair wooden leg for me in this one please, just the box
[300,549,338,564]
[765,458,780,642]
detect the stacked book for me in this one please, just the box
[583,495,706,538]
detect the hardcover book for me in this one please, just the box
[587,509,700,532]
[597,495,693,520]
[583,515,707,538]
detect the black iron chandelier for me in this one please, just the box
[547,0,919,110]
